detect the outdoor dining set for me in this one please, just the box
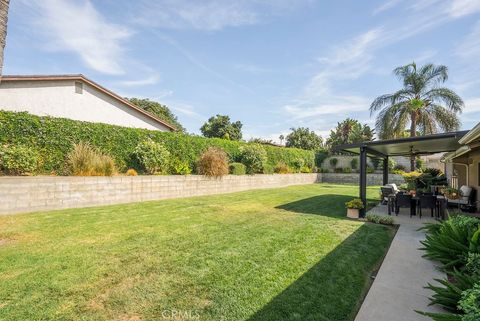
[380,183,476,219]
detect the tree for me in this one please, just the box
[326,118,374,148]
[0,0,9,78]
[279,134,285,145]
[285,127,323,150]
[370,62,464,170]
[200,115,242,140]
[128,98,185,132]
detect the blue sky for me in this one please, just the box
[5,0,480,141]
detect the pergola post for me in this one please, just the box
[383,156,389,186]
[359,146,367,218]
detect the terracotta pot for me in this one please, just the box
[347,208,359,219]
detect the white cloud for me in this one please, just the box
[372,0,402,15]
[463,97,480,114]
[449,0,480,18]
[134,0,314,30]
[24,0,131,75]
[117,75,160,87]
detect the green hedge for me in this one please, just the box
[0,111,317,175]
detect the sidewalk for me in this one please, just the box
[354,205,445,321]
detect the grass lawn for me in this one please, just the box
[0,183,394,321]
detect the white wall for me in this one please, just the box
[0,80,171,131]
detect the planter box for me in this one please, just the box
[347,208,360,219]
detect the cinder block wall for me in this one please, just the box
[0,174,322,215]
[321,173,404,185]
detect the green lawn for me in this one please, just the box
[0,183,394,321]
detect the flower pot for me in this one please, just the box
[347,208,359,219]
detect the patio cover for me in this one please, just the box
[334,130,469,216]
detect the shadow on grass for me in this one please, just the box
[276,194,378,218]
[247,223,393,321]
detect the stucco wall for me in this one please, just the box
[0,80,170,131]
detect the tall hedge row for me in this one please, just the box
[0,111,316,175]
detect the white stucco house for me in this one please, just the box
[0,74,176,131]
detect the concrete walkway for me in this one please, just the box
[354,205,445,321]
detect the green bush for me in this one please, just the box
[459,283,480,321]
[274,162,292,174]
[350,158,358,170]
[329,157,338,168]
[0,144,39,175]
[365,214,395,225]
[420,216,480,271]
[262,164,274,174]
[229,162,246,175]
[239,144,267,174]
[342,167,352,173]
[67,142,116,176]
[292,158,305,172]
[345,198,364,209]
[300,166,312,173]
[0,111,316,175]
[171,159,192,175]
[134,140,170,174]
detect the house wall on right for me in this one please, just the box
[447,148,480,210]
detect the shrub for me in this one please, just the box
[345,198,364,209]
[0,111,316,175]
[126,168,138,176]
[67,142,116,176]
[134,140,170,174]
[459,283,480,321]
[350,158,358,170]
[334,167,344,173]
[394,164,406,172]
[263,164,274,174]
[300,166,312,173]
[274,162,292,174]
[365,214,395,225]
[315,151,328,168]
[197,147,229,177]
[172,159,192,175]
[416,157,426,170]
[420,216,480,271]
[329,157,338,168]
[366,166,374,173]
[239,144,267,174]
[229,162,246,175]
[423,167,443,177]
[370,158,380,170]
[292,158,305,172]
[342,167,352,173]
[0,144,39,175]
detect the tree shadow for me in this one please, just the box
[276,194,377,218]
[246,223,393,321]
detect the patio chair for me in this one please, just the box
[417,194,436,218]
[380,187,394,205]
[447,185,476,212]
[395,193,414,217]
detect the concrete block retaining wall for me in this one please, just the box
[0,173,403,215]
[321,173,404,185]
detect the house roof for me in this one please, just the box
[1,74,177,131]
[334,130,469,158]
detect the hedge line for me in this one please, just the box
[0,111,318,175]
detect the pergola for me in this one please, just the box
[334,131,469,217]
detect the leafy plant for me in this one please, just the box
[197,147,229,177]
[458,283,480,321]
[420,216,480,271]
[134,140,170,175]
[0,110,316,175]
[67,142,116,176]
[126,168,138,176]
[274,162,292,174]
[229,162,246,175]
[366,214,394,225]
[345,198,364,209]
[329,157,338,168]
[350,158,358,170]
[172,159,192,175]
[200,114,243,140]
[263,164,274,174]
[343,167,352,173]
[300,166,312,173]
[292,158,305,172]
[0,144,39,175]
[239,144,267,174]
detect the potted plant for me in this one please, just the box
[345,198,364,219]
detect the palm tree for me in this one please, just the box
[0,0,9,78]
[370,62,464,171]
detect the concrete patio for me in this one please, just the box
[355,204,446,321]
